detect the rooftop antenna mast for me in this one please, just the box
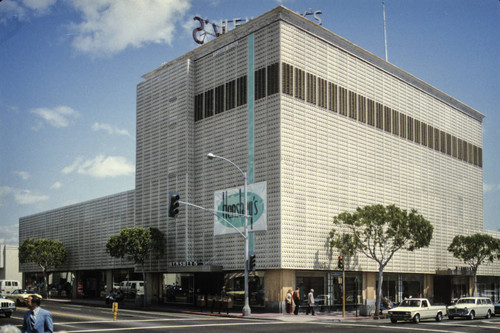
[383,1,389,62]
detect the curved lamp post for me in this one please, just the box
[207,152,251,317]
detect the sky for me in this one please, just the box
[1,0,499,245]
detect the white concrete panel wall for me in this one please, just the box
[279,21,486,274]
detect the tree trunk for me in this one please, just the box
[375,267,383,317]
[43,268,49,299]
[472,269,477,296]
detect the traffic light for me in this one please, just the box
[338,256,344,270]
[168,192,180,218]
[249,253,256,271]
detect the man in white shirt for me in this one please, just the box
[306,289,315,315]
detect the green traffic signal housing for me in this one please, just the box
[249,253,256,271]
[168,192,180,218]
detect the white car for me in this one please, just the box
[0,295,16,318]
[388,298,446,323]
[447,296,494,320]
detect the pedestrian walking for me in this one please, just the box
[293,287,300,315]
[306,289,315,315]
[21,295,53,333]
[285,289,293,314]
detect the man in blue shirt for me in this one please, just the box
[22,295,53,333]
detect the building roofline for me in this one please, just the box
[143,5,484,122]
[19,189,135,221]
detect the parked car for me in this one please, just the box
[5,289,43,306]
[119,281,144,297]
[0,280,20,295]
[447,296,494,320]
[0,295,16,318]
[314,294,330,306]
[494,301,500,315]
[104,283,120,291]
[388,298,446,323]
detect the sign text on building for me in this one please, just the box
[213,181,267,236]
[193,9,322,44]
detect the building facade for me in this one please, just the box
[20,6,500,311]
[0,245,22,282]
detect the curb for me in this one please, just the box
[45,298,375,322]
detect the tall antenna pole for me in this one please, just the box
[383,1,389,62]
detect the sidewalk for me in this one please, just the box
[46,297,378,323]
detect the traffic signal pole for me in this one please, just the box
[342,268,345,318]
[338,255,345,318]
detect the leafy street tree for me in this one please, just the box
[329,204,433,317]
[106,227,165,306]
[448,233,500,296]
[19,238,67,299]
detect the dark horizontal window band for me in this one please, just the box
[281,62,482,168]
[194,63,280,122]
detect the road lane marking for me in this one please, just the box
[60,321,295,332]
[56,316,231,325]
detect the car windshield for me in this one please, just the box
[457,299,475,304]
[400,300,421,307]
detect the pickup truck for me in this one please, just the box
[0,295,16,318]
[388,298,446,323]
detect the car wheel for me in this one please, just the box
[16,299,21,306]
[468,311,475,320]
[486,310,491,319]
[436,312,442,322]
[390,318,397,323]
[449,315,454,320]
[413,314,420,324]
[5,312,12,318]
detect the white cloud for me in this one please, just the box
[68,0,192,57]
[0,186,49,205]
[50,181,62,189]
[92,122,131,137]
[13,170,31,180]
[0,0,56,23]
[484,183,500,192]
[13,189,50,205]
[0,223,19,246]
[62,156,84,174]
[63,155,135,178]
[0,186,13,203]
[31,105,80,129]
[22,0,58,12]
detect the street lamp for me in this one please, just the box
[207,152,251,317]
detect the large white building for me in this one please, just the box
[20,6,500,311]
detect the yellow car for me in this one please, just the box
[5,289,42,306]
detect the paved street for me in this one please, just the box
[2,300,500,332]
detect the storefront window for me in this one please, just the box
[295,271,363,310]
[377,273,423,304]
[163,273,194,304]
[345,273,363,305]
[295,275,324,305]
[451,276,468,301]
[477,276,500,302]
[224,271,265,307]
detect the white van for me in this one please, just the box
[0,280,20,295]
[129,281,144,296]
[119,281,144,296]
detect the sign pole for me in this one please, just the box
[342,269,345,318]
